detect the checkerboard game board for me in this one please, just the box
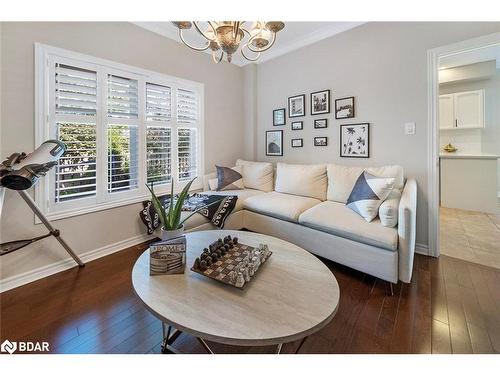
[190,242,271,288]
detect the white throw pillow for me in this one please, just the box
[208,178,218,191]
[379,189,402,227]
[327,164,404,203]
[346,171,395,222]
[275,163,327,201]
[235,159,274,192]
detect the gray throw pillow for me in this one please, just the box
[216,165,244,191]
[346,171,395,222]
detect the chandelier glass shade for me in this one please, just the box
[171,21,285,63]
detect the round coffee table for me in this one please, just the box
[132,230,340,354]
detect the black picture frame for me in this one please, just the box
[310,89,330,115]
[291,138,303,148]
[335,96,355,119]
[288,94,305,118]
[266,130,283,156]
[314,137,328,147]
[291,121,303,130]
[273,108,286,126]
[340,123,370,158]
[314,118,328,129]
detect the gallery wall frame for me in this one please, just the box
[266,130,284,156]
[288,94,306,118]
[310,89,331,115]
[335,96,355,119]
[340,123,370,158]
[273,108,286,126]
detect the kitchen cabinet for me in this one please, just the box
[439,90,484,129]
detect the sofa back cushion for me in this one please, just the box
[275,163,327,200]
[235,159,274,192]
[327,164,404,203]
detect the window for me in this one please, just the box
[35,44,204,219]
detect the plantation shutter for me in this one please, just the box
[146,83,171,122]
[54,64,98,202]
[107,74,139,193]
[177,88,198,181]
[146,83,172,184]
[107,74,139,119]
[177,88,198,124]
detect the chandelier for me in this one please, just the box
[171,21,285,63]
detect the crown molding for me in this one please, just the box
[133,22,365,67]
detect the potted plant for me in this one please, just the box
[146,177,216,240]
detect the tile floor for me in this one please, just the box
[440,206,500,269]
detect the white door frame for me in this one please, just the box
[427,31,500,257]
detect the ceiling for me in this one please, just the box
[440,43,500,69]
[134,22,365,66]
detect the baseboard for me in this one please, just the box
[0,233,153,293]
[415,242,430,256]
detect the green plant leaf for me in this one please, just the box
[146,182,167,230]
[167,179,175,230]
[171,177,197,229]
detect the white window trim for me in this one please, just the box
[34,43,205,222]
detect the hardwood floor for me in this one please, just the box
[1,241,499,354]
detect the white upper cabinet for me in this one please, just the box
[439,94,455,129]
[439,90,484,130]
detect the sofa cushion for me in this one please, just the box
[201,188,265,212]
[327,164,404,203]
[275,163,327,200]
[299,201,398,251]
[379,189,402,227]
[346,171,395,222]
[243,191,321,223]
[216,165,244,191]
[235,159,274,192]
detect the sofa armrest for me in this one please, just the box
[397,178,417,283]
[202,172,217,191]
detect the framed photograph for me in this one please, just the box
[340,123,369,158]
[314,137,328,147]
[266,130,283,156]
[335,96,355,119]
[314,119,328,129]
[291,121,303,130]
[291,138,303,148]
[273,108,286,126]
[310,89,330,115]
[288,94,305,118]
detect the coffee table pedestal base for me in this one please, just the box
[160,322,307,354]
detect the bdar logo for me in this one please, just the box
[1,340,17,354]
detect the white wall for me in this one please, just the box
[0,22,245,285]
[253,22,500,248]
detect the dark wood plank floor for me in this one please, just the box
[1,242,499,354]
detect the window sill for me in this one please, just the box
[36,182,203,223]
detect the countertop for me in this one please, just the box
[439,152,499,160]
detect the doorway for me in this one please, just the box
[428,32,500,268]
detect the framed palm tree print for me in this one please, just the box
[340,123,369,158]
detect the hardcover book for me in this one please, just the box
[150,236,186,275]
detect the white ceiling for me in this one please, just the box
[440,43,500,69]
[134,22,365,66]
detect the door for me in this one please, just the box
[439,94,454,129]
[455,90,484,128]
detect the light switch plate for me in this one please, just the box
[405,122,416,135]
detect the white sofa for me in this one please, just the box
[181,160,417,284]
